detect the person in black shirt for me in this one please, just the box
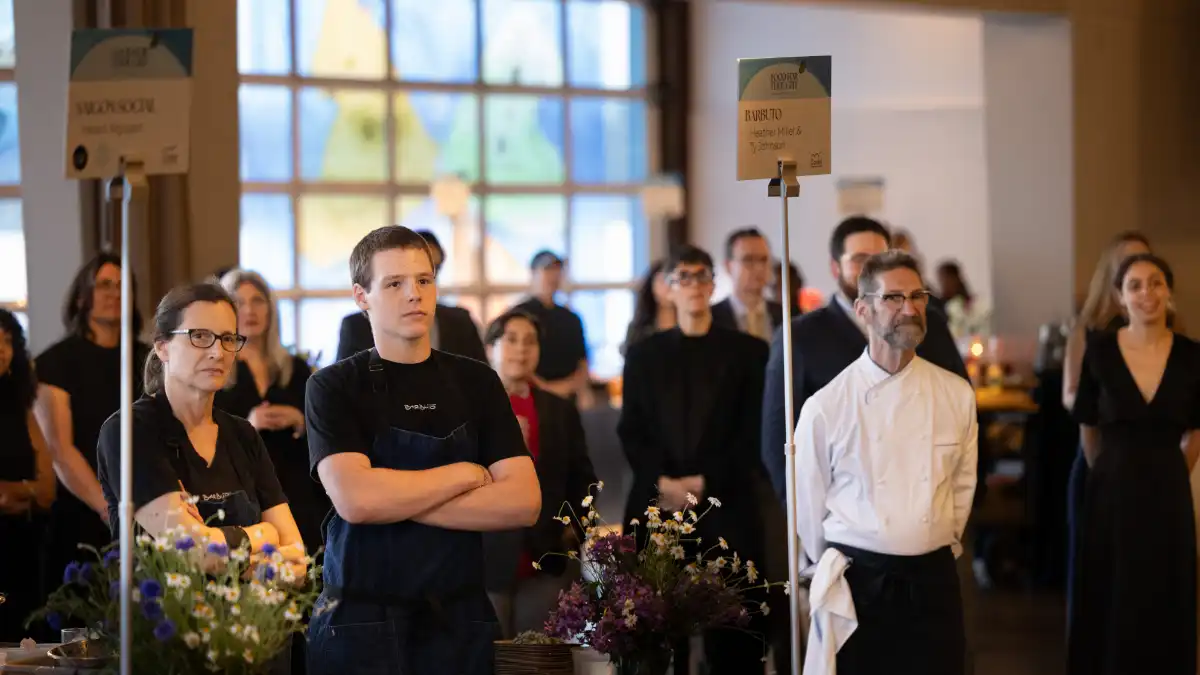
[32,253,151,598]
[306,226,540,675]
[216,269,328,552]
[0,309,56,642]
[335,229,486,363]
[618,244,770,673]
[510,250,593,405]
[96,283,306,580]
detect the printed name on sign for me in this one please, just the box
[735,55,832,181]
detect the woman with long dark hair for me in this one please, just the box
[621,260,675,355]
[32,253,150,599]
[0,309,56,641]
[1068,254,1199,675]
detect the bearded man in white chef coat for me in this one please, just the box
[794,249,977,675]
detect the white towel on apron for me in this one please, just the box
[803,548,858,675]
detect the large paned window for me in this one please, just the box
[0,0,22,330]
[237,0,654,377]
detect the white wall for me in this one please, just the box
[692,2,992,305]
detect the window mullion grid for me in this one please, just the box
[474,0,488,316]
[384,0,397,231]
[288,0,302,348]
[559,0,573,305]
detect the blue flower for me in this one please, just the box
[139,579,163,599]
[261,543,277,556]
[103,550,120,567]
[152,619,176,642]
[109,581,121,600]
[206,542,229,557]
[78,563,94,585]
[62,562,81,586]
[141,599,163,621]
[46,612,63,631]
[174,536,195,552]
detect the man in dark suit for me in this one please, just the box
[335,229,487,363]
[619,244,770,673]
[761,216,969,504]
[711,227,785,341]
[480,309,597,638]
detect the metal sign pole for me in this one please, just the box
[107,159,146,675]
[770,159,802,675]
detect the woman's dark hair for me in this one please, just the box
[630,259,667,331]
[484,309,542,346]
[1113,253,1174,292]
[64,253,143,340]
[936,260,972,302]
[0,309,36,410]
[143,283,238,396]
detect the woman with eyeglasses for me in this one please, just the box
[216,269,329,555]
[95,283,306,583]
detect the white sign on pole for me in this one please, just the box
[66,29,194,179]
[736,55,832,181]
[836,176,885,216]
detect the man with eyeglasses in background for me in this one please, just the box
[795,250,977,675]
[711,227,785,342]
[618,244,772,673]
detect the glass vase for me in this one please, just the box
[615,650,672,675]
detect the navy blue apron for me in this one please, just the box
[308,350,499,675]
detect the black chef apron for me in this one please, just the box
[307,350,499,675]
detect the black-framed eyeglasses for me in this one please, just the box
[669,270,714,287]
[168,329,247,353]
[862,290,933,310]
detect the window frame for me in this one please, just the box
[238,0,661,375]
[0,61,21,319]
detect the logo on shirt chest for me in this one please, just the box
[404,404,437,411]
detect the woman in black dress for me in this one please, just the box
[32,254,150,596]
[621,260,675,355]
[215,269,328,552]
[1068,253,1198,675]
[0,309,56,641]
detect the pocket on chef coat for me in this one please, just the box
[930,435,961,486]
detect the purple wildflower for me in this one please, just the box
[139,579,163,599]
[206,542,229,557]
[174,535,195,552]
[152,619,176,642]
[46,612,63,631]
[62,561,81,585]
[261,543,277,556]
[103,549,120,567]
[141,599,164,621]
[109,581,121,600]
[78,563,94,585]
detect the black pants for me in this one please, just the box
[834,544,966,675]
[0,515,47,643]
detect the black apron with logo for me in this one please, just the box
[308,350,499,675]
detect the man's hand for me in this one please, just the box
[681,475,705,500]
[656,477,688,511]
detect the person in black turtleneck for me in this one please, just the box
[617,244,769,674]
[33,254,151,601]
[0,309,56,641]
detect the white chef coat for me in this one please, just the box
[794,351,978,565]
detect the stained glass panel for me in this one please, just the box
[396,195,480,286]
[238,0,290,75]
[570,97,647,184]
[296,0,387,79]
[391,0,478,83]
[395,92,479,184]
[239,85,292,182]
[299,88,388,182]
[571,289,634,379]
[484,195,566,285]
[566,0,646,89]
[482,0,563,87]
[298,195,389,289]
[484,95,564,185]
[240,194,295,290]
[569,195,645,283]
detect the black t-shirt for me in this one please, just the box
[0,387,34,482]
[36,335,151,470]
[511,298,588,381]
[96,392,289,530]
[306,349,529,477]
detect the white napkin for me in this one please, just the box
[803,548,858,675]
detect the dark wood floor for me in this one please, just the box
[972,590,1066,675]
